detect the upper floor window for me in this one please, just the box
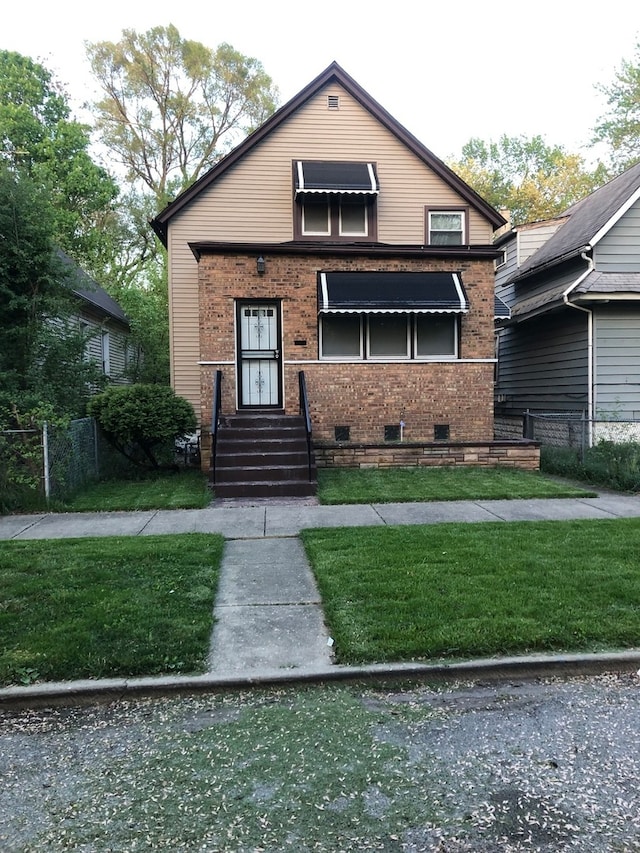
[294,160,378,241]
[300,196,369,237]
[427,209,467,245]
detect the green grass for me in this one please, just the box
[301,518,640,664]
[317,466,595,504]
[0,534,224,686]
[58,470,211,512]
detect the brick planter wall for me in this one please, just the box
[313,440,540,470]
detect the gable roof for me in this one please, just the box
[58,251,130,326]
[513,161,640,282]
[151,61,506,245]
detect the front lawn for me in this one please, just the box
[301,518,640,664]
[0,534,224,686]
[58,470,211,512]
[317,466,594,504]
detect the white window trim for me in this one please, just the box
[320,314,459,361]
[366,315,410,360]
[428,210,465,244]
[338,201,369,237]
[319,314,363,360]
[414,315,459,359]
[301,200,330,236]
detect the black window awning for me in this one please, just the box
[318,272,468,313]
[295,161,379,195]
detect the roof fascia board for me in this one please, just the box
[590,184,640,247]
[152,61,506,244]
[188,240,503,262]
[510,245,591,284]
[73,290,130,327]
[577,293,640,302]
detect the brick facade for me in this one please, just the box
[198,249,497,447]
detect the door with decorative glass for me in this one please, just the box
[237,302,282,407]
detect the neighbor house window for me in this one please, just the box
[427,210,466,245]
[101,330,111,376]
[320,314,459,360]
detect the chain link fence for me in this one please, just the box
[2,417,200,510]
[523,411,640,462]
[43,418,100,499]
[1,418,127,508]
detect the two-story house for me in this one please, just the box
[495,160,640,444]
[152,62,537,497]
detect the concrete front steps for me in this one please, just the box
[211,412,317,498]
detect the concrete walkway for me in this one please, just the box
[3,491,640,706]
[208,536,333,676]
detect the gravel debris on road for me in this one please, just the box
[1,672,639,851]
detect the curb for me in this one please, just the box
[2,650,640,710]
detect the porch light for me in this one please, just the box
[256,255,266,275]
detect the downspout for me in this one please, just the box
[562,249,594,444]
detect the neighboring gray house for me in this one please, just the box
[59,252,136,385]
[494,161,640,441]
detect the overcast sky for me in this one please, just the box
[3,0,639,164]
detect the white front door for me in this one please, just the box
[238,302,282,407]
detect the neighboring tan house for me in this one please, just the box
[495,160,640,442]
[152,62,537,497]
[61,252,135,385]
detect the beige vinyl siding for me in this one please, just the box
[517,220,567,266]
[168,82,496,412]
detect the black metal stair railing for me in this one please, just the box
[210,369,222,483]
[298,370,313,482]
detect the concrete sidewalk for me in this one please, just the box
[3,491,640,707]
[3,491,640,540]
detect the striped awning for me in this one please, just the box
[494,294,511,320]
[295,161,379,195]
[318,272,468,314]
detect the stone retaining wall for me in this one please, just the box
[313,440,540,470]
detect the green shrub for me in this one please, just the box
[88,384,196,471]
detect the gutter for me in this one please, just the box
[562,249,595,441]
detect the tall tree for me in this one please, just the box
[592,40,640,172]
[0,50,119,274]
[0,163,104,418]
[449,135,608,226]
[84,26,279,387]
[86,25,279,208]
